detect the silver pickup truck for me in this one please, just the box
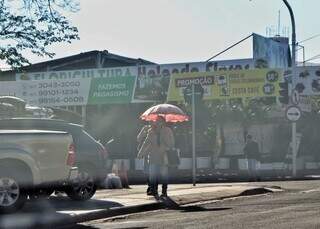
[0,130,78,213]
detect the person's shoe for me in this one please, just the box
[151,191,159,198]
[147,190,153,196]
[160,193,167,198]
[153,193,160,200]
[160,190,167,198]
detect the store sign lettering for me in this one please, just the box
[175,76,215,88]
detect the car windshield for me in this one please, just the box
[0,1,319,228]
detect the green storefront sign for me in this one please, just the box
[88,76,136,104]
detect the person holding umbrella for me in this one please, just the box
[137,115,174,197]
[138,103,188,197]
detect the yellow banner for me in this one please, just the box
[167,69,282,101]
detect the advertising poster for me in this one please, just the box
[88,76,136,104]
[134,59,253,102]
[167,69,282,102]
[11,67,138,106]
[134,62,206,102]
[253,33,290,69]
[17,78,91,106]
[16,66,138,81]
[292,66,320,95]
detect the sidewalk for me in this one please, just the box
[93,183,273,207]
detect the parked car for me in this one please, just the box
[0,129,78,213]
[0,118,109,201]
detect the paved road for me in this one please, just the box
[77,180,320,229]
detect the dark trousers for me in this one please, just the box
[149,164,168,194]
[144,158,151,192]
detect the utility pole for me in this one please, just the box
[192,84,196,186]
[282,0,297,177]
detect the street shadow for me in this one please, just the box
[22,196,123,213]
[64,226,147,229]
[0,197,124,229]
[160,196,231,212]
[178,206,232,212]
[239,188,273,196]
[0,211,73,229]
[58,224,100,229]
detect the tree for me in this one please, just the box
[0,0,79,68]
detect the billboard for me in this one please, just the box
[167,69,282,102]
[15,76,136,106]
[292,66,320,95]
[134,59,253,102]
[253,33,290,69]
[18,78,91,106]
[11,60,256,106]
[16,66,137,81]
[12,67,138,106]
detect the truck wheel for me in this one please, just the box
[66,169,96,201]
[0,174,27,214]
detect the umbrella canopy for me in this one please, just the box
[140,103,189,123]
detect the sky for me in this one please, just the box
[26,0,320,65]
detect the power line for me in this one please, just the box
[303,54,320,63]
[298,33,320,44]
[205,34,253,62]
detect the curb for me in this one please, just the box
[169,186,276,206]
[62,202,164,225]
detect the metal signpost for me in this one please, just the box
[192,84,196,186]
[286,105,301,177]
[183,84,197,186]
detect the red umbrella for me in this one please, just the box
[140,103,189,123]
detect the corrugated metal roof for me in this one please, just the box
[1,50,156,78]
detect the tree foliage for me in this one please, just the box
[0,0,79,68]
